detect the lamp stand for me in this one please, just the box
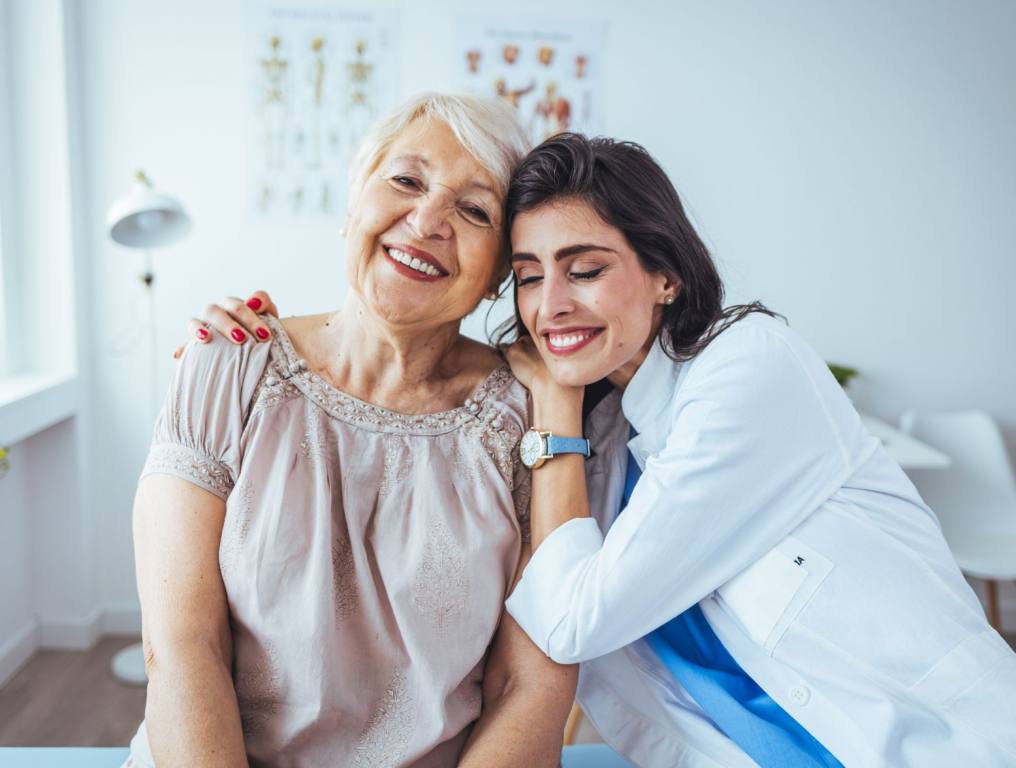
[111,251,159,687]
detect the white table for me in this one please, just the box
[859,413,951,469]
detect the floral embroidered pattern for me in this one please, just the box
[412,517,468,631]
[250,363,300,416]
[235,641,283,739]
[332,528,358,621]
[353,669,414,767]
[220,479,254,576]
[450,424,485,484]
[262,314,516,436]
[378,434,411,499]
[143,443,233,499]
[300,407,334,475]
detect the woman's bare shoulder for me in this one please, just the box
[279,312,332,338]
[455,336,505,379]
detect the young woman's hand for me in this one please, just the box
[172,290,279,359]
[504,335,585,432]
[502,336,551,392]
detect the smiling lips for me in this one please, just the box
[383,244,448,281]
[543,328,604,356]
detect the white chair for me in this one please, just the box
[900,410,1016,629]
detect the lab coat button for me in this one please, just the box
[789,685,811,706]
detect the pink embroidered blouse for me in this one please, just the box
[125,314,530,767]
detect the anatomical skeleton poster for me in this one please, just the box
[251,2,400,217]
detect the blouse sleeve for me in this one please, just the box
[511,455,532,546]
[139,335,273,501]
[499,375,533,545]
[505,324,854,664]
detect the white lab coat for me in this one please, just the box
[506,314,1016,767]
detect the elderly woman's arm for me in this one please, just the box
[134,474,248,767]
[458,547,577,767]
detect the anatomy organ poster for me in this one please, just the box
[455,17,606,146]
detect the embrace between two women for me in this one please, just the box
[125,93,1016,768]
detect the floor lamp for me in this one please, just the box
[106,170,191,685]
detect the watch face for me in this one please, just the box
[520,430,544,468]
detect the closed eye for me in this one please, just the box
[459,204,493,227]
[391,175,421,190]
[571,267,606,280]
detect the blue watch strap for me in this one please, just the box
[545,435,591,458]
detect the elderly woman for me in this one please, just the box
[125,93,575,768]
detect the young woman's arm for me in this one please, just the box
[525,380,589,548]
[458,546,578,767]
[134,474,248,767]
[502,338,590,549]
[506,326,852,664]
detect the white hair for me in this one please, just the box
[347,91,530,207]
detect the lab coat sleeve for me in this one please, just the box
[505,326,853,663]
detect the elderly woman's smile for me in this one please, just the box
[382,243,449,279]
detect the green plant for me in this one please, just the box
[827,363,859,388]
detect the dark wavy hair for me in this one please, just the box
[493,133,778,362]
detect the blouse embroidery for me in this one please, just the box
[353,669,415,768]
[143,443,234,499]
[379,433,412,500]
[412,517,469,631]
[332,526,359,622]
[256,315,530,531]
[262,314,517,437]
[236,642,283,739]
[220,479,254,576]
[299,408,332,472]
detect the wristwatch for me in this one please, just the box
[520,429,591,469]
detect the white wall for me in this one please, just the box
[3,0,1015,668]
[0,432,35,685]
[0,0,103,686]
[0,419,102,686]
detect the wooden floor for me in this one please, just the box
[2,631,1015,747]
[0,636,145,747]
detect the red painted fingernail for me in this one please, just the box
[255,327,270,340]
[231,328,246,342]
[196,328,209,340]
[246,297,262,310]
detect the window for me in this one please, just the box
[0,0,15,376]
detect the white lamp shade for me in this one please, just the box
[107,181,191,248]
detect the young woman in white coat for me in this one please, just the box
[191,133,1016,767]
[496,133,1016,768]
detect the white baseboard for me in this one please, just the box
[0,618,40,688]
[101,603,141,635]
[1,605,141,688]
[37,607,103,650]
[35,604,140,651]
